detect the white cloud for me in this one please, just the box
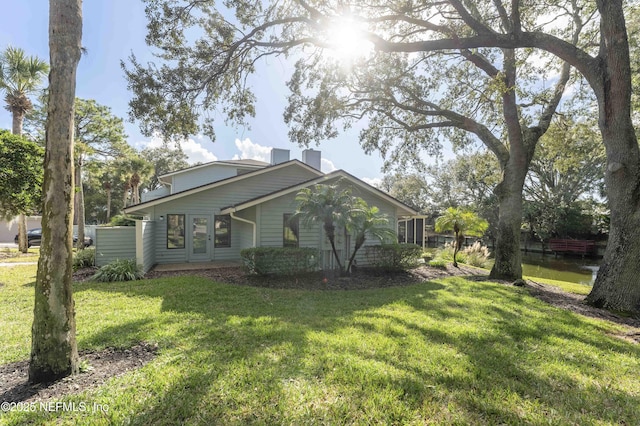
[362,177,383,188]
[232,138,272,162]
[321,158,337,173]
[182,138,218,164]
[136,134,217,164]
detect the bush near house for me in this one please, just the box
[365,244,423,271]
[107,215,138,226]
[72,248,95,271]
[91,258,144,282]
[240,247,319,275]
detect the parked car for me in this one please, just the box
[14,228,93,248]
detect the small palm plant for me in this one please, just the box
[294,183,353,271]
[435,207,488,267]
[345,198,396,273]
[295,182,397,274]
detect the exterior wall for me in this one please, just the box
[142,187,170,203]
[136,220,156,272]
[0,216,42,242]
[255,180,399,268]
[95,227,136,267]
[234,207,257,250]
[258,194,321,249]
[171,164,238,193]
[150,165,320,263]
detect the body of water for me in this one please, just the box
[520,253,599,285]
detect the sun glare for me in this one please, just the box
[323,17,374,62]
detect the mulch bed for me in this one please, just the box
[0,342,158,405]
[2,264,638,408]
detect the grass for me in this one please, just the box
[0,247,40,263]
[0,265,639,425]
[525,275,593,296]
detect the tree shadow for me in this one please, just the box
[64,275,640,424]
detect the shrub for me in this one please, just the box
[432,241,491,268]
[91,259,144,282]
[73,248,95,271]
[432,242,457,263]
[240,247,319,275]
[428,259,448,269]
[365,244,423,271]
[108,215,137,226]
[461,241,491,268]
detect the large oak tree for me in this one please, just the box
[125,0,640,313]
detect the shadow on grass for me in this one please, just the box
[351,278,640,424]
[68,276,640,424]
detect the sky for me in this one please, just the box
[0,0,414,186]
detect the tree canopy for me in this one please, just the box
[0,129,43,219]
[0,46,49,135]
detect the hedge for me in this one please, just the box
[240,247,319,275]
[364,243,423,271]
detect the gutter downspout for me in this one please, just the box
[229,210,257,247]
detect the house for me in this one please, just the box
[95,148,417,272]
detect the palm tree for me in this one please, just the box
[0,47,49,134]
[128,156,153,205]
[294,183,353,271]
[123,180,132,208]
[435,207,489,267]
[345,198,396,273]
[0,46,49,252]
[103,180,112,221]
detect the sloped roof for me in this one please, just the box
[216,159,270,167]
[220,170,418,217]
[158,158,269,180]
[124,160,323,214]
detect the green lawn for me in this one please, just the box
[1,264,638,425]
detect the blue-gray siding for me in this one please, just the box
[150,165,321,264]
[138,220,156,272]
[95,227,136,267]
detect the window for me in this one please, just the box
[167,214,185,249]
[398,221,406,243]
[283,213,299,248]
[215,215,231,247]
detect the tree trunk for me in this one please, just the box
[17,214,28,252]
[106,188,112,222]
[324,222,343,271]
[489,162,527,281]
[346,235,365,274]
[29,0,82,384]
[586,87,640,312]
[452,230,460,268]
[584,0,640,314]
[488,48,531,281]
[12,109,24,136]
[74,157,85,250]
[10,108,30,253]
[123,182,130,209]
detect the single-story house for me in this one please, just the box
[96,148,417,272]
